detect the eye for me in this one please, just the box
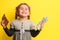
[25,9,27,10]
[25,8,28,11]
[20,8,23,10]
[20,7,23,10]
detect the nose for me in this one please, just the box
[21,9,25,14]
[23,9,25,12]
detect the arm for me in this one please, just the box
[1,15,15,37]
[30,21,42,37]
[30,20,45,37]
[30,29,41,37]
[3,27,15,36]
[2,21,15,37]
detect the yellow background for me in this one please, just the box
[0,0,60,40]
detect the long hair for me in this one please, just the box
[15,3,30,19]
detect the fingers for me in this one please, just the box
[1,19,8,27]
[1,20,5,27]
[40,21,44,29]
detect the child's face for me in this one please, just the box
[19,5,30,17]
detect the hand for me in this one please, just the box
[39,21,44,29]
[37,17,48,30]
[1,14,9,28]
[1,19,8,28]
[36,21,44,30]
[40,17,48,29]
[36,22,43,30]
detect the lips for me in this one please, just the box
[22,12,26,14]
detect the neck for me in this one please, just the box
[19,17,28,22]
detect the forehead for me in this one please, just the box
[20,5,29,8]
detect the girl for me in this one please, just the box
[1,3,44,40]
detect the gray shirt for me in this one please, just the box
[10,20,35,40]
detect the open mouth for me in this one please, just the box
[22,12,27,14]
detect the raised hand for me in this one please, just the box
[36,17,48,30]
[1,14,9,28]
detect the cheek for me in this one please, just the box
[28,12,30,15]
[19,9,23,12]
[26,11,30,15]
[26,10,30,13]
[19,10,23,15]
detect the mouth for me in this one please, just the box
[22,12,27,14]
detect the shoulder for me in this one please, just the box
[28,20,34,25]
[11,19,19,24]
